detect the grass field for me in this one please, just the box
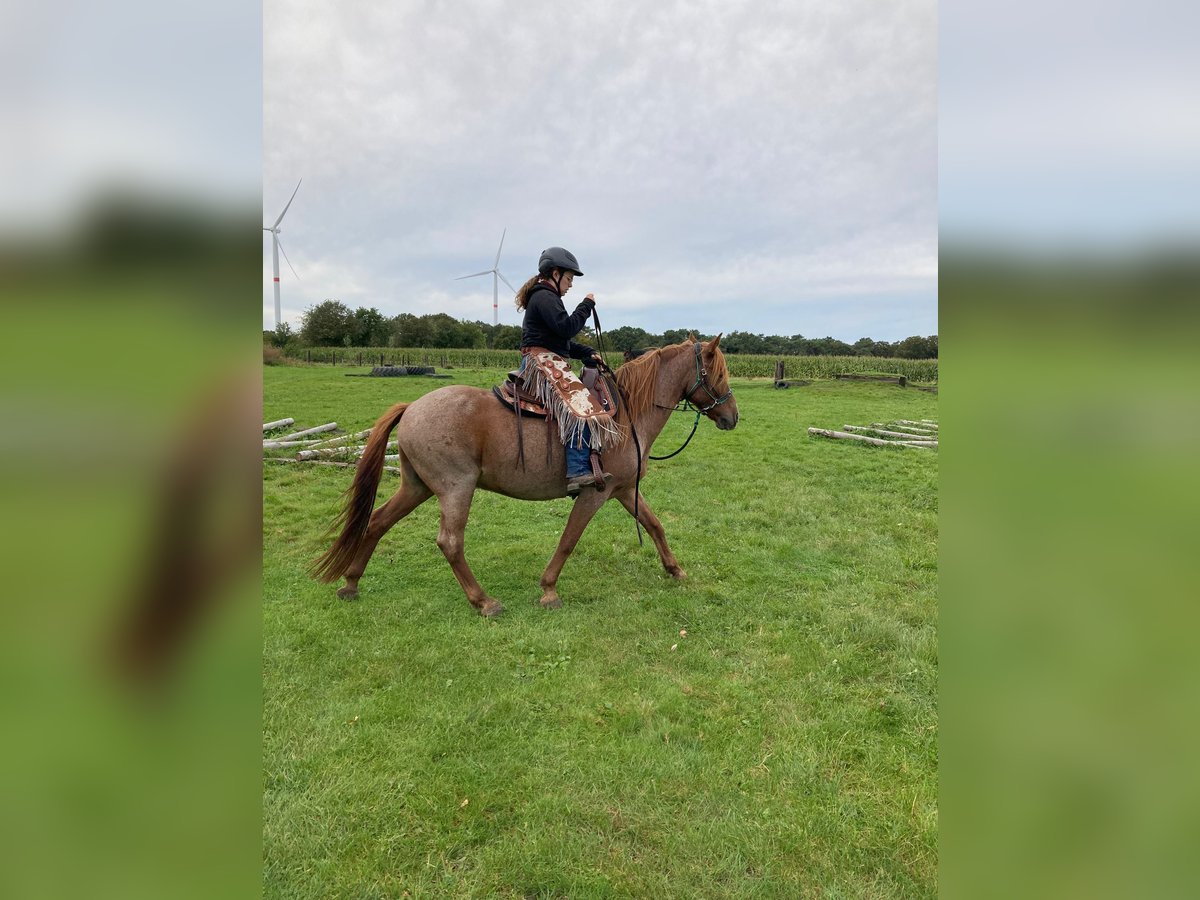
[263,365,938,898]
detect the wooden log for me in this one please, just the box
[263,417,294,432]
[808,427,935,448]
[844,425,937,440]
[263,439,325,449]
[295,441,395,461]
[897,419,938,430]
[308,428,372,449]
[872,422,935,435]
[279,422,338,440]
[774,360,785,383]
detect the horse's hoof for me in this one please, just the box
[668,567,687,581]
[337,586,359,600]
[480,599,505,618]
[539,595,562,610]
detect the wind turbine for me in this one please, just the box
[263,179,302,328]
[455,228,516,326]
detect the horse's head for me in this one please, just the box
[685,335,739,431]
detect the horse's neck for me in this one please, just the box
[629,351,692,448]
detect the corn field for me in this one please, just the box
[281,346,937,383]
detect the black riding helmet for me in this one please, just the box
[538,247,583,277]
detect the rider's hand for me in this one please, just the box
[585,293,595,304]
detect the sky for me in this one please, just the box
[263,0,937,342]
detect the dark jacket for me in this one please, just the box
[520,281,596,359]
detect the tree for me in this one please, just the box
[300,300,353,346]
[722,331,766,354]
[490,324,522,350]
[605,325,656,352]
[661,328,706,345]
[267,322,293,348]
[896,335,937,359]
[390,313,430,347]
[351,307,389,346]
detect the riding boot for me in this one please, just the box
[566,473,594,496]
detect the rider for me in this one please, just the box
[514,247,615,495]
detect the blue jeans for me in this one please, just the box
[565,429,592,478]
[519,353,592,477]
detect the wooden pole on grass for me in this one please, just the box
[843,425,939,440]
[278,422,338,440]
[808,427,937,448]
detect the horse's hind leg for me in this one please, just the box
[435,489,504,617]
[615,488,686,580]
[337,476,433,599]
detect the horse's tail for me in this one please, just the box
[310,401,409,583]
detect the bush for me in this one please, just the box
[263,345,284,366]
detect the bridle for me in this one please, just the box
[646,341,733,461]
[680,340,734,414]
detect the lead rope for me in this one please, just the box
[592,307,645,547]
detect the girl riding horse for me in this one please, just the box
[513,246,617,495]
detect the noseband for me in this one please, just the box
[685,341,733,413]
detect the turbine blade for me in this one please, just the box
[273,178,302,228]
[277,238,301,280]
[497,271,517,293]
[455,270,491,280]
[493,227,506,268]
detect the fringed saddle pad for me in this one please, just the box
[494,348,623,451]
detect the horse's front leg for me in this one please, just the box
[538,491,608,609]
[615,488,686,580]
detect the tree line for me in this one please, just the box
[265,299,937,359]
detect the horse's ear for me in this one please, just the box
[707,333,723,349]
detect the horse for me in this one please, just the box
[311,336,739,615]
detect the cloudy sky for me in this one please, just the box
[265,0,937,341]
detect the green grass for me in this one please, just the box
[263,367,938,898]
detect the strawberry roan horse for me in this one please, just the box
[312,336,738,615]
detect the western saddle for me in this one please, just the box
[492,364,619,481]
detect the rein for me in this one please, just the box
[592,309,647,546]
[604,338,733,547]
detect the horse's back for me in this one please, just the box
[397,384,494,447]
[394,383,564,499]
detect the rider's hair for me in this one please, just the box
[514,272,564,310]
[514,275,539,310]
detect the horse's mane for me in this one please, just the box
[612,339,728,428]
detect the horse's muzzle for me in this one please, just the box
[714,409,739,431]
